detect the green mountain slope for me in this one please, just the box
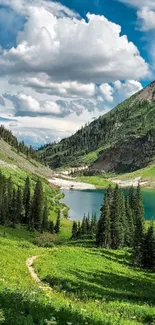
[38,81,155,172]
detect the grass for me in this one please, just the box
[76,162,155,189]
[34,246,155,325]
[76,175,112,189]
[0,226,155,325]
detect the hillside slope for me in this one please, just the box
[0,139,54,179]
[38,81,155,172]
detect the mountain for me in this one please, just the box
[0,132,54,180]
[38,81,155,173]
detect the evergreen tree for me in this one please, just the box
[41,199,49,233]
[23,176,31,224]
[16,186,23,223]
[31,179,44,232]
[11,188,17,228]
[49,220,54,234]
[1,192,8,226]
[71,221,78,239]
[77,221,81,238]
[128,186,136,224]
[125,196,134,247]
[96,193,111,248]
[118,191,127,247]
[142,222,155,270]
[81,214,87,235]
[86,213,91,233]
[111,186,124,249]
[90,213,97,238]
[55,211,61,234]
[133,184,145,265]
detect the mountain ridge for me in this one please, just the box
[38,81,155,173]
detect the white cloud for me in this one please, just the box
[137,7,155,31]
[0,0,149,145]
[116,0,155,9]
[98,80,142,105]
[3,92,98,117]
[4,93,62,116]
[117,0,155,31]
[0,7,149,84]
[10,75,96,98]
[0,0,77,18]
[99,83,114,102]
[114,80,142,98]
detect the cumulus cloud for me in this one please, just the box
[99,84,114,102]
[0,0,149,145]
[117,0,155,31]
[0,0,77,18]
[98,80,142,106]
[3,92,98,117]
[0,7,149,84]
[4,93,62,116]
[114,80,142,98]
[116,0,155,9]
[10,75,96,98]
[137,7,155,31]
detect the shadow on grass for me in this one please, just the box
[44,267,155,306]
[0,288,108,325]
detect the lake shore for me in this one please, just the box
[48,177,96,190]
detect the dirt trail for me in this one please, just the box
[26,256,41,283]
[26,256,53,293]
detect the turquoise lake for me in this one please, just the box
[61,189,155,221]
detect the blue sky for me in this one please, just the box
[0,0,154,146]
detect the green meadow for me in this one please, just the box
[0,225,154,325]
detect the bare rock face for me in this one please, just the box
[92,134,155,173]
[137,81,155,102]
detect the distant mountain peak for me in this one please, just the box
[136,81,155,103]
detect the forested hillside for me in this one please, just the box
[38,81,155,172]
[0,125,40,162]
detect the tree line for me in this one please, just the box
[0,125,40,162]
[72,185,155,270]
[71,213,97,240]
[0,172,60,234]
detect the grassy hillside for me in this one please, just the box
[38,81,155,172]
[0,228,154,325]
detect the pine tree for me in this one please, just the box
[23,176,31,224]
[118,191,127,247]
[96,193,111,248]
[41,199,49,233]
[1,192,8,226]
[133,184,145,265]
[49,220,54,234]
[86,213,91,233]
[11,188,17,228]
[31,179,44,232]
[111,185,124,249]
[142,222,155,270]
[125,196,134,247]
[90,213,97,238]
[128,186,136,224]
[71,221,78,239]
[77,221,81,238]
[55,210,61,234]
[16,186,23,223]
[81,214,87,235]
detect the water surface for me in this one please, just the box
[61,189,155,221]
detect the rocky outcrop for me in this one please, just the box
[92,134,155,173]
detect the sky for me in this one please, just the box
[0,0,154,147]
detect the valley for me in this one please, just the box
[0,95,155,325]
